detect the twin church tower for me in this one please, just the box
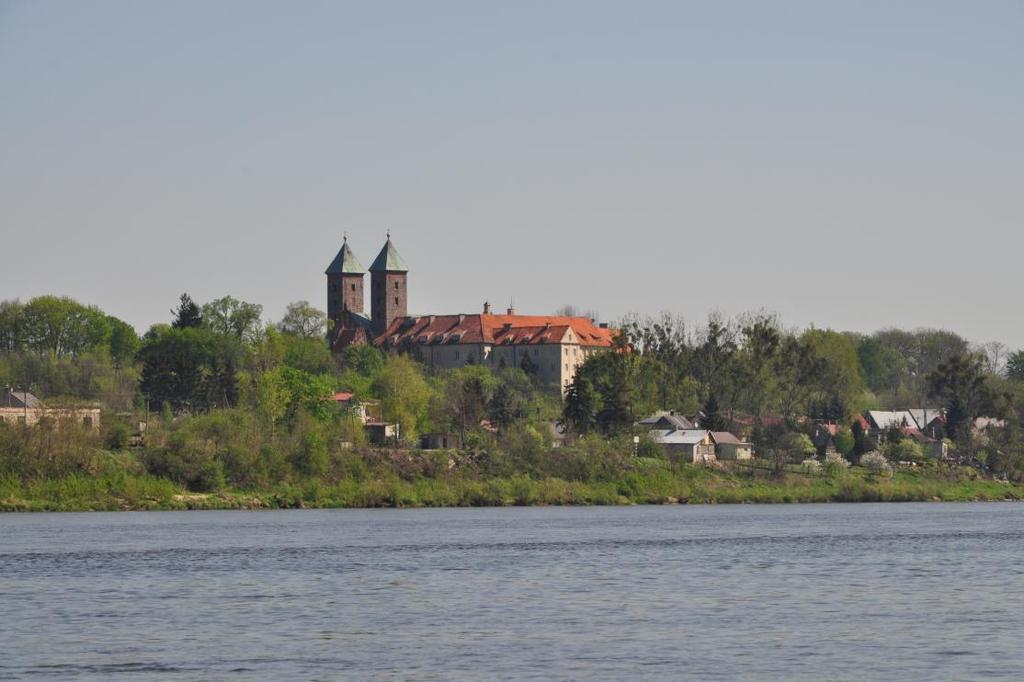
[325,235,408,351]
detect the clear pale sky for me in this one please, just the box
[1,1,1021,346]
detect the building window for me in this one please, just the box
[351,284,356,291]
[394,297,399,305]
[83,417,93,427]
[455,350,460,360]
[394,281,399,289]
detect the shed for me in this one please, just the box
[710,431,754,460]
[648,428,716,465]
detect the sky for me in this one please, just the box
[1,1,1022,346]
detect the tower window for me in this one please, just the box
[394,297,399,305]
[394,281,399,289]
[351,284,356,291]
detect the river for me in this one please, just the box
[1,503,1022,680]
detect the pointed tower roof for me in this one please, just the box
[369,234,408,273]
[325,236,365,275]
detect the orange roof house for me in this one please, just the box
[325,235,615,394]
[375,307,615,394]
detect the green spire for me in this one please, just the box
[325,235,365,275]
[369,233,408,273]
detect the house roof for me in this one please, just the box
[376,313,614,348]
[649,429,709,445]
[638,411,695,430]
[332,392,354,403]
[710,431,742,445]
[325,238,365,275]
[1,389,42,409]
[907,408,943,430]
[867,410,915,431]
[329,311,374,351]
[369,237,409,273]
[903,428,938,444]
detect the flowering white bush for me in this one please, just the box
[860,451,892,477]
[801,458,822,473]
[824,451,850,470]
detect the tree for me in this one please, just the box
[927,351,991,440]
[278,301,327,338]
[882,438,925,463]
[1007,351,1024,382]
[851,420,869,459]
[699,393,727,432]
[107,316,140,368]
[342,344,385,376]
[171,294,203,329]
[19,296,111,357]
[436,365,498,436]
[201,296,264,343]
[138,326,242,412]
[764,431,815,475]
[833,427,855,458]
[554,304,600,321]
[561,374,598,436]
[371,355,432,444]
[0,300,24,352]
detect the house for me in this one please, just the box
[648,428,716,465]
[377,309,614,394]
[710,431,753,460]
[365,421,399,445]
[0,389,100,430]
[331,391,369,422]
[865,410,917,434]
[908,408,944,432]
[903,428,948,459]
[420,432,463,450]
[637,411,696,431]
[325,235,616,394]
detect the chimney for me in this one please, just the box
[458,314,466,324]
[599,322,609,329]
[483,301,490,314]
[507,306,515,315]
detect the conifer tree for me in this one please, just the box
[172,293,203,329]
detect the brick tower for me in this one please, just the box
[325,235,365,331]
[369,234,408,335]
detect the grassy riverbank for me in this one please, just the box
[2,456,1021,512]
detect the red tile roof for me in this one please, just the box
[375,313,615,348]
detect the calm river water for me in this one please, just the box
[1,503,1023,680]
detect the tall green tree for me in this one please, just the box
[278,301,327,338]
[927,351,991,440]
[172,294,203,329]
[201,296,264,343]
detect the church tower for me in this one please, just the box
[325,235,366,331]
[369,234,408,335]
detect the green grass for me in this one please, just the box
[2,458,1021,512]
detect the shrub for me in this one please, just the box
[801,458,822,474]
[861,451,893,477]
[824,451,850,475]
[882,438,925,463]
